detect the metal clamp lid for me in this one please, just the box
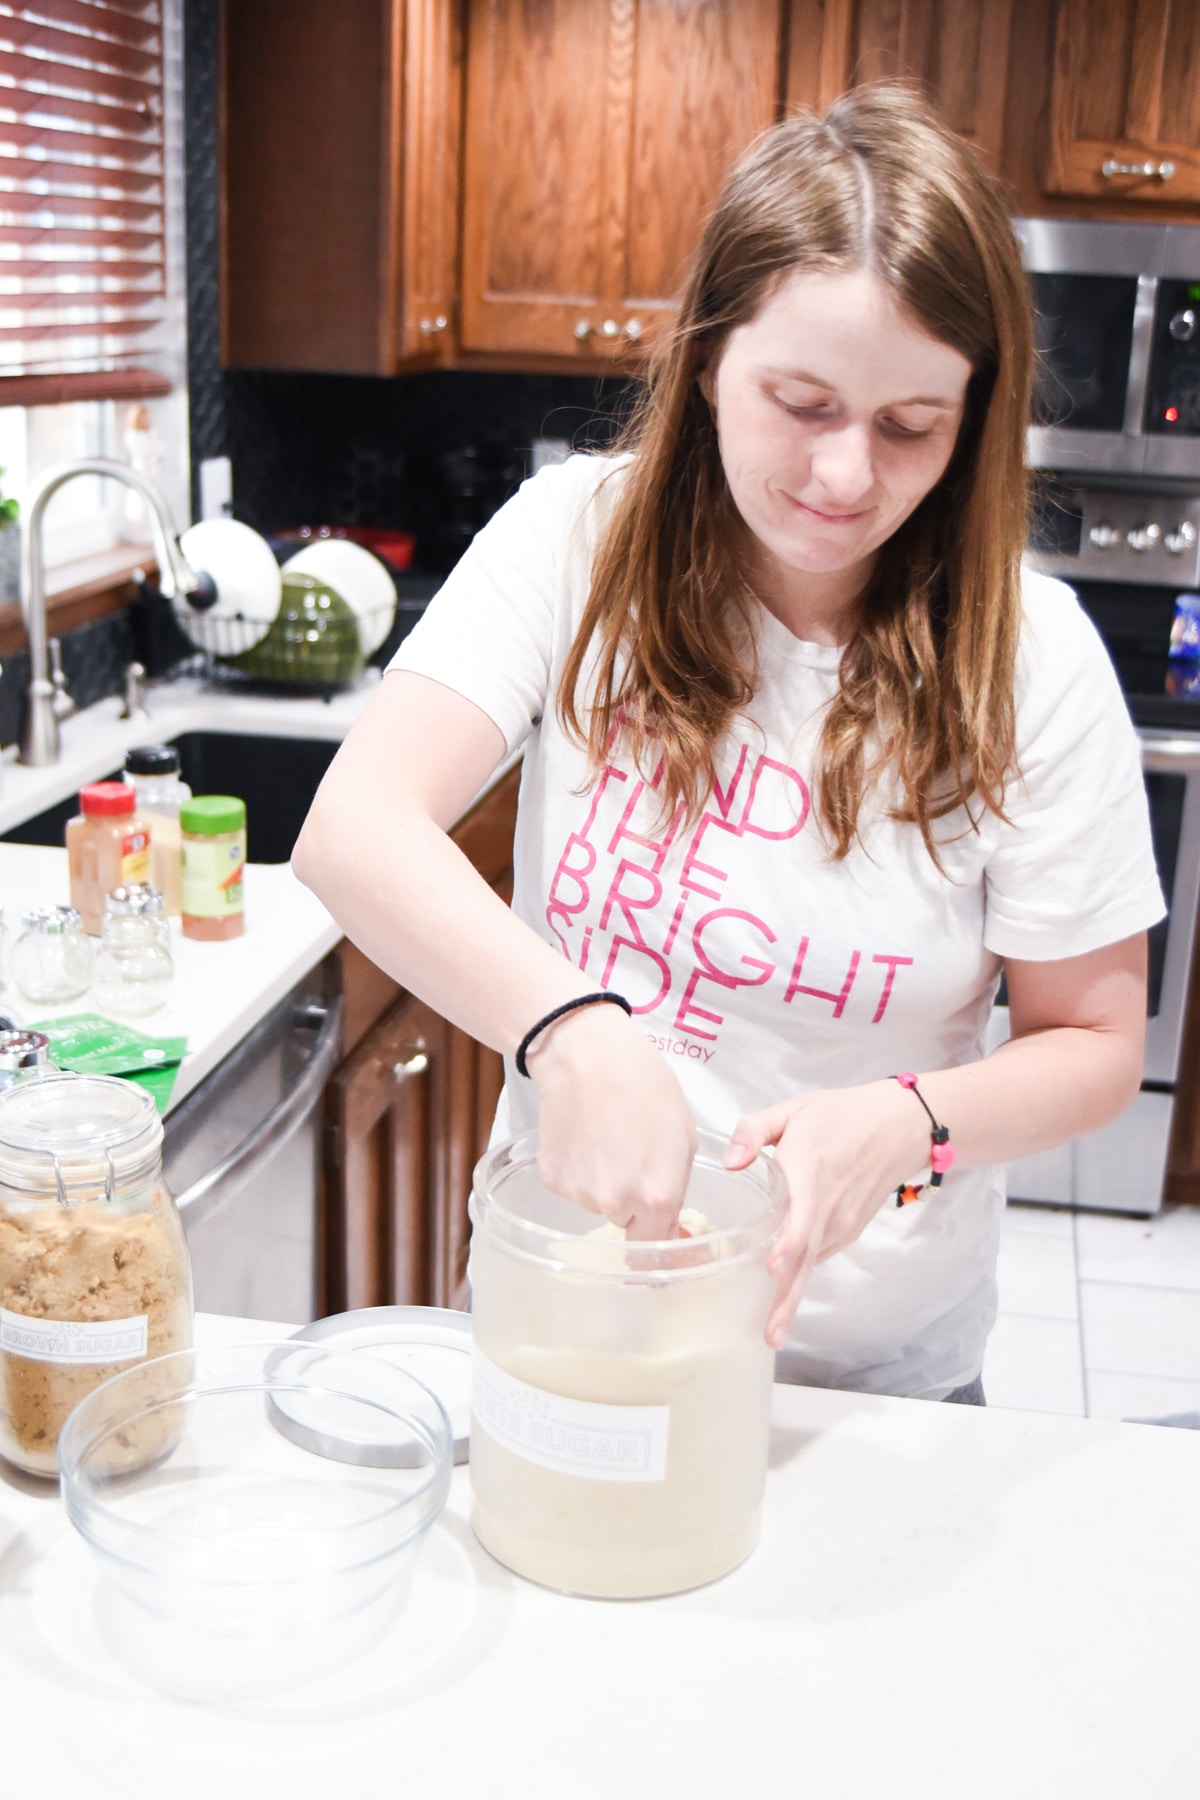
[0,1072,163,1202]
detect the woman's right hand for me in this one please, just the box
[525,1003,696,1240]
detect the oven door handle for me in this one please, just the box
[174,993,344,1225]
[1139,737,1200,774]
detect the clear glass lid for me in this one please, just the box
[0,1072,163,1201]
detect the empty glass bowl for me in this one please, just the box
[57,1338,453,1700]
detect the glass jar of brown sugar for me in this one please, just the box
[0,1073,194,1478]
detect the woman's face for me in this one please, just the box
[701,266,973,610]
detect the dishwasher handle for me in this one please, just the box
[175,993,344,1225]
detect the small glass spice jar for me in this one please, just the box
[0,1072,194,1478]
[91,886,174,1018]
[105,883,171,950]
[11,905,94,1005]
[66,782,152,934]
[180,796,246,941]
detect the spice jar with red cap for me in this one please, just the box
[65,782,151,934]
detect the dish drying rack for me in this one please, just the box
[168,601,397,695]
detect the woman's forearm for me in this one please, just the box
[294,805,596,1059]
[912,1023,1143,1172]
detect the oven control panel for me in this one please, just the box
[1027,483,1200,585]
[1146,280,1200,436]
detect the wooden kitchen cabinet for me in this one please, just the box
[221,0,461,374]
[1040,0,1200,209]
[458,0,788,363]
[785,0,1016,170]
[321,763,519,1313]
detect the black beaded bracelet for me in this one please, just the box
[515,991,633,1077]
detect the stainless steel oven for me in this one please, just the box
[999,221,1200,1213]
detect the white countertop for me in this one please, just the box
[0,1311,1196,1799]
[0,844,341,1111]
[0,669,500,1115]
[0,675,519,1113]
[0,675,380,1108]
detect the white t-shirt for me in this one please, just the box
[390,454,1166,1398]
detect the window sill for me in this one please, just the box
[0,542,157,658]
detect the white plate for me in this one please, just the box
[272,1306,472,1465]
[283,539,397,657]
[177,518,282,650]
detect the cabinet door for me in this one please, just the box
[460,0,790,360]
[1042,0,1200,205]
[786,0,1015,168]
[459,0,618,357]
[324,987,505,1313]
[619,0,785,348]
[222,0,460,374]
[323,766,520,1313]
[391,0,463,364]
[324,991,446,1311]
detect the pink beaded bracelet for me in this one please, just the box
[892,1071,955,1207]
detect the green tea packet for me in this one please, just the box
[31,1014,188,1113]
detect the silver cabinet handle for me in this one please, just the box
[418,315,448,335]
[1101,158,1175,181]
[393,1051,429,1082]
[576,319,642,343]
[175,994,345,1224]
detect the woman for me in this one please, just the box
[293,86,1164,1403]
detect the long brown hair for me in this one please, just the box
[558,85,1034,864]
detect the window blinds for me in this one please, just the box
[0,0,171,405]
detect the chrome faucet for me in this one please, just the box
[19,457,213,766]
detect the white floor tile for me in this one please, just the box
[981,1312,1085,1415]
[1085,1368,1200,1423]
[1001,1199,1075,1238]
[1075,1204,1200,1293]
[996,1219,1078,1319]
[1080,1281,1200,1382]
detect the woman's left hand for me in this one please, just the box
[724,1080,931,1349]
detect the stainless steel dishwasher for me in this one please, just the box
[164,973,343,1325]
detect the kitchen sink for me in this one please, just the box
[1,731,340,865]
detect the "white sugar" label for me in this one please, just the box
[472,1344,669,1483]
[0,1307,148,1365]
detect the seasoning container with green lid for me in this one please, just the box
[180,796,246,942]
